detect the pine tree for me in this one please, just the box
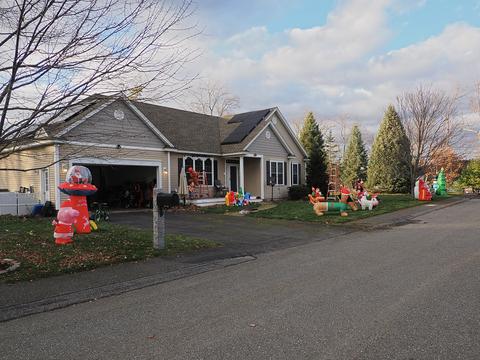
[340,125,368,188]
[299,112,329,194]
[367,105,411,193]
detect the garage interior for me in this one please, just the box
[82,164,157,209]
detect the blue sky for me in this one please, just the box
[175,0,480,143]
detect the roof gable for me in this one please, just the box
[64,100,167,148]
[246,124,289,157]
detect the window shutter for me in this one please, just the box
[214,160,218,182]
[266,160,270,185]
[298,164,301,185]
[284,162,287,185]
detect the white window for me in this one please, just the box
[183,156,215,186]
[292,163,300,185]
[270,161,285,185]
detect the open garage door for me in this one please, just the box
[72,160,161,209]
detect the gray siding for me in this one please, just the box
[246,125,289,157]
[66,101,166,148]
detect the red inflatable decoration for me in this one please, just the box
[54,165,97,245]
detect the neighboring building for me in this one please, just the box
[0,95,307,209]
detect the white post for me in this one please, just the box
[260,156,265,200]
[239,156,245,192]
[167,151,171,193]
[152,188,165,250]
[54,145,61,210]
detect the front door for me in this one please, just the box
[227,164,239,192]
[40,168,49,203]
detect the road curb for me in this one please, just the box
[0,255,256,323]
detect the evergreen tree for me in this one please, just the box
[340,125,368,188]
[299,112,329,194]
[367,105,411,193]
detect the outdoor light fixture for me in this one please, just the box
[163,167,168,175]
[61,163,68,173]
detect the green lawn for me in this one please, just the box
[250,194,450,224]
[0,216,220,283]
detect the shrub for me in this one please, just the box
[288,185,310,200]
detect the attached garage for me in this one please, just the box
[71,159,162,209]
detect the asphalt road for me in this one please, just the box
[1,199,479,359]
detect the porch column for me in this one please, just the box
[239,156,245,191]
[260,156,265,199]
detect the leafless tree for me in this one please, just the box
[397,85,463,193]
[0,0,197,165]
[189,81,239,117]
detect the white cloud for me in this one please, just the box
[173,0,480,151]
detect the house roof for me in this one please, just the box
[221,109,272,145]
[46,95,304,157]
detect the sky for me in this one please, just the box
[172,0,480,145]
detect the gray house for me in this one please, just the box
[0,95,307,208]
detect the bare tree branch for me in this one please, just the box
[189,81,239,117]
[397,84,464,193]
[0,0,198,164]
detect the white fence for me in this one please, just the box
[0,192,39,216]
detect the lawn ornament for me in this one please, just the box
[357,191,379,210]
[414,178,432,201]
[308,187,325,204]
[436,168,447,196]
[432,180,439,195]
[313,186,358,216]
[58,165,97,235]
[52,202,80,245]
[225,191,236,206]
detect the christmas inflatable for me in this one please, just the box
[414,178,432,201]
[54,165,97,245]
[436,168,448,196]
[313,187,358,216]
[52,202,79,245]
[308,187,325,204]
[357,191,379,210]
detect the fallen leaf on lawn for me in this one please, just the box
[147,335,156,339]
[249,323,256,328]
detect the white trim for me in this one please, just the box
[167,151,171,192]
[223,152,249,157]
[59,141,166,152]
[166,148,222,156]
[226,163,240,192]
[70,158,163,190]
[123,100,175,147]
[260,155,265,199]
[56,99,117,137]
[54,145,61,210]
[291,162,300,186]
[239,156,245,191]
[269,123,295,155]
[271,108,309,157]
[182,155,215,186]
[269,160,287,186]
[224,158,227,186]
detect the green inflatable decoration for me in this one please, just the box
[436,168,448,196]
